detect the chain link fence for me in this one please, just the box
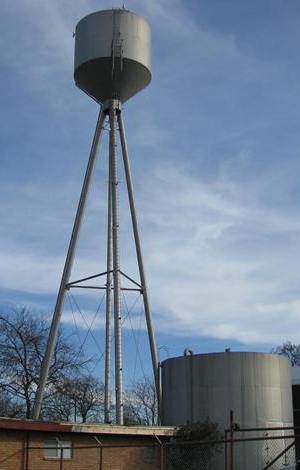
[13,430,300,470]
[164,440,224,470]
[224,426,299,470]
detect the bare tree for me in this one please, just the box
[75,375,104,422]
[123,402,142,425]
[0,307,160,424]
[272,341,300,366]
[42,386,75,422]
[48,375,104,423]
[0,391,23,418]
[124,376,157,425]
[0,307,89,419]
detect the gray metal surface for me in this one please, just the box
[109,101,124,425]
[33,109,106,420]
[118,112,159,401]
[162,352,293,469]
[162,352,292,427]
[104,138,113,424]
[35,9,158,422]
[74,9,151,103]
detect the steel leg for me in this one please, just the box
[117,112,159,413]
[33,108,106,420]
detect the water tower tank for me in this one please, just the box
[74,9,151,103]
[162,352,294,469]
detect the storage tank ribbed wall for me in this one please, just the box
[162,352,293,470]
[74,9,151,103]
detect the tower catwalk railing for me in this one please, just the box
[33,101,160,425]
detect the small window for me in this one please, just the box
[44,440,72,459]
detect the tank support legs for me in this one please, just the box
[118,112,160,407]
[33,102,159,425]
[33,109,106,420]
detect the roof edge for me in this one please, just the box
[0,417,175,437]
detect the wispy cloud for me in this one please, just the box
[2,158,300,345]
[2,0,300,350]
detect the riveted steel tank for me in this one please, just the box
[74,9,151,103]
[162,352,293,469]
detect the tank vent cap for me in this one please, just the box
[184,348,194,357]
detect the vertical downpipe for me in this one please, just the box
[230,409,234,470]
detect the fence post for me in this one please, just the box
[99,446,103,470]
[160,443,164,470]
[230,410,234,470]
[60,446,63,470]
[23,431,29,470]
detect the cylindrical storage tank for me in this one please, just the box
[74,9,151,103]
[162,352,293,470]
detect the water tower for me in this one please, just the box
[33,9,158,425]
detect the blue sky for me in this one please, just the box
[1,0,300,381]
